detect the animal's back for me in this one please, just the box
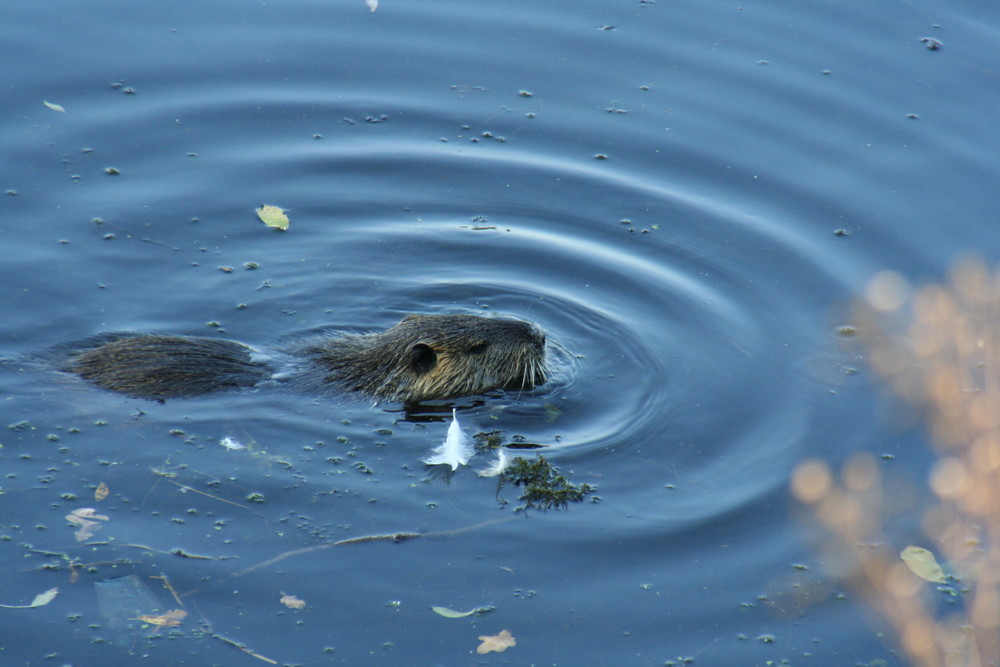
[66,333,270,399]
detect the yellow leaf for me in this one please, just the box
[280,594,306,610]
[95,482,109,501]
[43,100,66,113]
[257,205,289,230]
[135,609,187,627]
[901,545,946,583]
[477,629,516,654]
[431,606,475,618]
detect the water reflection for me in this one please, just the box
[795,259,1000,667]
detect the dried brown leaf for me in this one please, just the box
[280,594,306,610]
[135,609,187,627]
[477,629,516,654]
[66,508,110,541]
[71,508,108,521]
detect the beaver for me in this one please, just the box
[61,314,547,403]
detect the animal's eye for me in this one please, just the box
[468,342,489,354]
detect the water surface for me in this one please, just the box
[2,0,999,664]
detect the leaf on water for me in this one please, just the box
[365,0,378,12]
[70,521,99,542]
[431,606,476,618]
[66,507,110,542]
[901,545,946,583]
[95,482,109,501]
[0,587,59,609]
[477,629,516,654]
[135,609,187,627]
[30,588,59,608]
[256,204,290,230]
[280,594,306,610]
[43,100,66,113]
[422,409,474,470]
[69,508,110,521]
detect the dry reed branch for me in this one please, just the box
[793,258,1000,667]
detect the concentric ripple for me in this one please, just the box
[8,82,870,526]
[172,138,864,525]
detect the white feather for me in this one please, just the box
[477,447,511,477]
[219,436,246,451]
[422,409,474,470]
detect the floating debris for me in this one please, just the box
[477,447,510,477]
[219,436,246,451]
[477,629,516,654]
[423,409,473,470]
[256,204,290,230]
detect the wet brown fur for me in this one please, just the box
[65,314,547,403]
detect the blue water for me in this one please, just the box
[2,0,999,664]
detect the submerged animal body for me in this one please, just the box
[64,314,547,403]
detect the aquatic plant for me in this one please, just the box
[471,430,596,510]
[500,455,596,511]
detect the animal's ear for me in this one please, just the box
[409,343,437,374]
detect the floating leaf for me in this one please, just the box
[280,594,306,610]
[95,482,109,501]
[30,588,59,607]
[0,587,59,609]
[135,609,187,627]
[431,606,476,618]
[43,100,66,113]
[70,507,109,521]
[477,629,516,654]
[66,507,110,542]
[256,205,289,230]
[901,545,946,583]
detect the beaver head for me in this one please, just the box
[306,313,548,402]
